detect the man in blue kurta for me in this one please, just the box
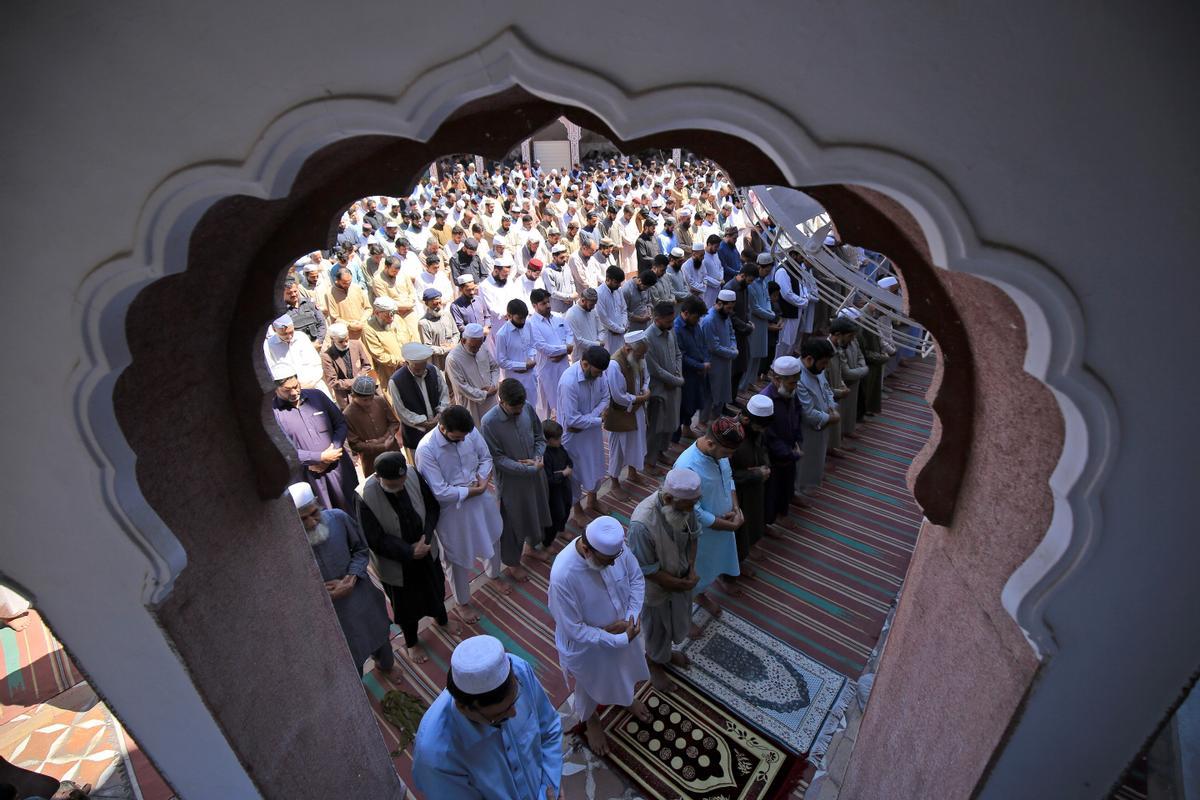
[700,290,739,422]
[286,481,398,678]
[271,365,359,514]
[413,635,563,800]
[672,417,745,625]
[673,295,710,441]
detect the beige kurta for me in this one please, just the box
[359,315,407,389]
[445,342,500,426]
[323,283,372,339]
[371,271,421,343]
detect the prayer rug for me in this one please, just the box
[1,611,82,726]
[674,610,851,756]
[600,679,795,800]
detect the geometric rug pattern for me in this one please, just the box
[675,610,849,756]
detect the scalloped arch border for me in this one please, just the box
[71,27,1115,655]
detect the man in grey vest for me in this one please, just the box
[357,452,458,664]
[628,468,703,692]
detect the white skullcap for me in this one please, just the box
[747,394,775,418]
[271,313,294,330]
[878,276,899,289]
[663,468,702,500]
[270,363,298,381]
[670,247,684,258]
[623,330,647,345]
[492,255,513,267]
[679,207,693,216]
[691,241,705,251]
[717,289,737,302]
[450,635,511,695]
[756,252,775,265]
[771,356,801,376]
[373,296,398,311]
[585,516,625,556]
[402,342,434,362]
[838,307,862,319]
[550,244,568,254]
[327,322,349,339]
[456,274,476,286]
[287,481,316,509]
[462,323,485,339]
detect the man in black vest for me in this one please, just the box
[283,276,327,347]
[388,342,450,460]
[773,258,805,358]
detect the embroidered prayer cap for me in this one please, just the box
[351,375,377,396]
[708,416,745,448]
[691,241,705,251]
[670,247,685,258]
[771,356,801,376]
[271,313,294,330]
[550,244,568,254]
[327,322,349,340]
[462,323,486,339]
[402,342,434,362]
[270,363,297,382]
[585,516,626,556]
[623,330,647,345]
[373,296,398,311]
[527,258,544,270]
[756,252,775,265]
[451,635,510,695]
[422,287,443,301]
[374,451,408,480]
[662,468,702,500]
[581,288,598,301]
[878,276,899,289]
[717,289,737,302]
[747,394,775,418]
[286,482,316,509]
[456,274,476,286]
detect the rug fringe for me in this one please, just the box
[807,681,856,765]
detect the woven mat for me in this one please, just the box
[599,679,799,800]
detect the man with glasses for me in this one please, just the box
[413,634,563,800]
[548,516,651,756]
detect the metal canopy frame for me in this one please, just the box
[744,185,935,357]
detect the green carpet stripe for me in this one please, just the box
[755,571,853,619]
[478,618,540,668]
[824,476,909,508]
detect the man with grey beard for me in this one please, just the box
[628,468,703,692]
[287,481,400,679]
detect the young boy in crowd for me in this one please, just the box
[541,419,574,547]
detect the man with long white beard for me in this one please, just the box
[603,329,651,500]
[628,468,703,691]
[548,516,651,756]
[287,481,399,679]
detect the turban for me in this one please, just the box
[462,323,485,339]
[402,342,434,362]
[708,416,745,448]
[624,330,647,345]
[287,482,316,509]
[270,363,297,382]
[756,252,775,265]
[771,356,801,376]
[374,451,408,480]
[747,394,775,418]
[351,375,376,396]
[271,313,294,330]
[878,276,899,289]
[373,296,398,311]
[451,635,511,695]
[663,468,702,500]
[585,516,626,556]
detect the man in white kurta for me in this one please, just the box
[493,299,539,401]
[604,330,651,496]
[264,315,333,399]
[556,346,610,523]
[595,267,628,353]
[415,406,507,623]
[564,289,603,363]
[445,324,500,427]
[528,288,573,419]
[548,516,651,755]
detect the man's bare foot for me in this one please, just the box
[845,431,861,440]
[569,505,589,528]
[586,494,604,515]
[740,563,758,579]
[696,592,722,618]
[791,494,812,509]
[628,698,653,723]
[719,577,744,597]
[669,650,692,669]
[828,448,846,459]
[585,716,610,755]
[649,664,677,692]
[764,525,785,540]
[3,613,32,632]
[404,644,429,664]
[455,605,481,625]
[606,481,629,500]
[657,452,674,465]
[527,547,551,563]
[688,622,705,639]
[507,564,532,582]
[494,577,514,595]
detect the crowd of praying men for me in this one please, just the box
[266,155,914,799]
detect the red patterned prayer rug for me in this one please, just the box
[599,679,802,800]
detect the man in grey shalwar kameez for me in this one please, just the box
[287,481,400,679]
[644,301,684,469]
[795,337,840,492]
[628,468,702,692]
[832,312,869,439]
[481,379,552,582]
[700,291,739,421]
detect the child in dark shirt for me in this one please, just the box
[541,419,574,547]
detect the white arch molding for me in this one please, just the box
[68,25,1118,793]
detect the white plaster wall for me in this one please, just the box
[2,2,1197,797]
